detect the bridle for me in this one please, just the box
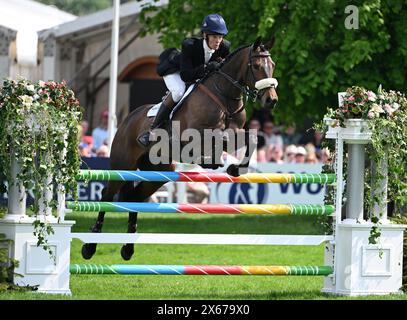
[214,45,278,104]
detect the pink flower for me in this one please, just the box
[367,111,375,119]
[347,95,355,102]
[367,91,377,102]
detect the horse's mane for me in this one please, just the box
[223,44,251,64]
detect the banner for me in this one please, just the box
[1,160,326,206]
[0,157,110,205]
[209,163,326,205]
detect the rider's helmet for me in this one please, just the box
[201,14,228,36]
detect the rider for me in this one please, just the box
[138,13,231,147]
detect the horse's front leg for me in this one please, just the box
[81,181,124,259]
[226,129,257,177]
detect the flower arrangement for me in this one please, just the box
[326,85,405,125]
[316,86,407,243]
[0,77,82,251]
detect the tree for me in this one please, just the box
[36,0,113,16]
[139,0,407,125]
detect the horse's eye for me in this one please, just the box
[252,63,261,70]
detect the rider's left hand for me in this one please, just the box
[206,61,221,72]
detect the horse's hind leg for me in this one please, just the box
[81,181,124,259]
[119,180,167,260]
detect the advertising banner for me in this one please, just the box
[209,163,326,205]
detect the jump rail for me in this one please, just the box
[66,202,335,215]
[76,169,336,184]
[70,264,334,276]
[71,233,334,245]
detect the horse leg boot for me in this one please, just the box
[81,181,123,259]
[81,211,105,259]
[120,212,137,260]
[226,130,257,176]
[138,93,175,147]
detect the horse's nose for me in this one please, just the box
[265,96,278,108]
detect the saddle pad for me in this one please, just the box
[169,83,196,119]
[146,103,161,117]
[146,83,196,118]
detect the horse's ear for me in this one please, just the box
[253,36,262,51]
[264,36,276,50]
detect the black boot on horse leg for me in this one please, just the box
[81,212,105,259]
[226,130,257,177]
[138,93,175,147]
[81,182,123,260]
[120,213,137,260]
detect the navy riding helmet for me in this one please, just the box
[201,13,228,36]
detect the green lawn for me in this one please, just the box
[1,212,406,300]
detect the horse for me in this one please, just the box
[81,36,278,260]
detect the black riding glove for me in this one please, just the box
[205,61,221,72]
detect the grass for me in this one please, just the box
[1,212,406,300]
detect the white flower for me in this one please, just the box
[38,80,46,87]
[26,85,35,92]
[20,95,33,107]
[370,103,384,113]
[392,102,400,111]
[33,94,40,101]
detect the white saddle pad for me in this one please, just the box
[146,84,196,118]
[146,103,161,117]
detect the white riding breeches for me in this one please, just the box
[163,72,186,102]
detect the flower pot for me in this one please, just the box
[325,118,372,144]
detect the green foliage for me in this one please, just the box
[317,85,407,243]
[0,78,82,252]
[139,0,407,125]
[36,0,113,16]
[0,233,36,292]
[391,214,407,292]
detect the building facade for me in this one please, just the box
[1,0,168,131]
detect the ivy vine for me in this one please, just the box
[0,77,82,252]
[316,86,407,244]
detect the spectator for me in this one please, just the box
[305,153,319,164]
[266,145,284,164]
[305,142,316,155]
[249,118,261,131]
[96,145,109,157]
[81,120,89,136]
[282,125,301,146]
[284,144,297,163]
[295,146,307,163]
[79,142,92,157]
[310,130,323,153]
[320,148,332,164]
[263,121,283,148]
[92,110,109,152]
[248,118,267,163]
[187,182,210,203]
[256,146,267,162]
[82,135,94,154]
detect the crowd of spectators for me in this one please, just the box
[248,119,331,165]
[77,111,331,204]
[78,110,330,165]
[79,110,109,158]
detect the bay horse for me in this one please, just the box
[82,37,278,260]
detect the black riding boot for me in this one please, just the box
[138,95,174,147]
